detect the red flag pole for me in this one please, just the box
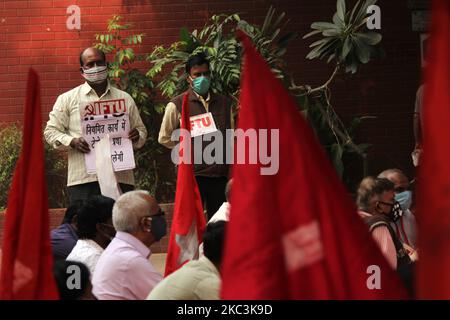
[416,0,450,299]
[0,69,59,300]
[221,31,408,300]
[164,93,206,276]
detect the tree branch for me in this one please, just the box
[290,64,340,95]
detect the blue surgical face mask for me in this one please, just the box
[395,190,412,211]
[190,76,210,95]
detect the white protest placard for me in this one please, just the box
[189,112,218,137]
[80,98,136,174]
[96,135,122,200]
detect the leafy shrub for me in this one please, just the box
[0,123,68,209]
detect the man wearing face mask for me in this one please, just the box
[378,169,417,249]
[356,177,415,296]
[92,190,165,300]
[44,47,147,205]
[356,177,412,269]
[66,195,116,275]
[158,53,233,220]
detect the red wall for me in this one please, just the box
[0,0,423,185]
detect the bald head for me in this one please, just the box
[378,169,409,193]
[112,190,160,233]
[79,47,106,67]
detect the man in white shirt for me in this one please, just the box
[208,179,232,224]
[92,190,165,300]
[44,47,147,204]
[67,195,116,275]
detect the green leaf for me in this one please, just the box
[303,29,322,39]
[354,0,378,26]
[309,38,331,48]
[261,6,275,34]
[333,13,344,28]
[272,11,286,32]
[154,103,166,114]
[349,0,361,23]
[322,29,341,37]
[345,58,359,73]
[327,53,336,63]
[353,36,370,63]
[311,22,339,31]
[180,27,190,43]
[356,32,382,45]
[340,36,351,60]
[336,0,346,23]
[118,51,125,64]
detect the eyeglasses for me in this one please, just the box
[143,209,165,221]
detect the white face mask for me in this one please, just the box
[82,65,108,83]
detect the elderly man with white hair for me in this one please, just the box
[92,190,166,300]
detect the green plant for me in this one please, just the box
[290,0,382,181]
[296,93,373,180]
[146,7,297,106]
[0,123,68,210]
[94,15,151,107]
[0,124,22,210]
[94,15,175,201]
[303,0,383,74]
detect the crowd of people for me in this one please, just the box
[44,46,420,299]
[356,168,418,296]
[50,164,421,300]
[51,188,229,300]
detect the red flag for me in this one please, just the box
[0,69,59,299]
[220,32,408,299]
[417,0,450,299]
[164,93,206,276]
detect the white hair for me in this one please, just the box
[377,168,405,179]
[112,190,155,233]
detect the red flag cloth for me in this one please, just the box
[164,93,206,277]
[0,69,59,299]
[220,32,408,299]
[417,0,450,299]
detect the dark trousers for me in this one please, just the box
[67,181,134,205]
[195,176,228,221]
